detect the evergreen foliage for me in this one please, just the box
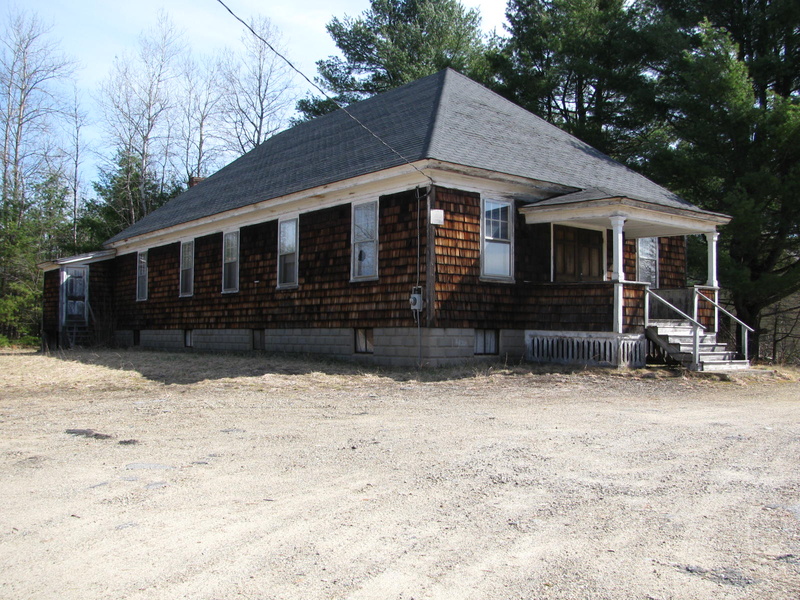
[296,0,489,120]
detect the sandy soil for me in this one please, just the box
[1,349,799,600]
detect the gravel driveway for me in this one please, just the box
[1,350,798,599]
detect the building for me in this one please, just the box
[40,69,744,369]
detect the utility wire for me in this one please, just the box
[214,0,434,186]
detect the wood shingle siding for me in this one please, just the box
[658,236,687,289]
[432,188,616,331]
[111,190,427,333]
[42,270,60,332]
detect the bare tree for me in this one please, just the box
[177,54,225,181]
[96,11,184,226]
[217,16,296,155]
[1,10,73,225]
[64,85,87,249]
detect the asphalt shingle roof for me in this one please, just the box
[106,68,703,245]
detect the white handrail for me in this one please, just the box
[646,289,705,329]
[693,288,753,359]
[646,289,704,369]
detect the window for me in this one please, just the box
[553,225,604,282]
[136,251,148,301]
[222,231,239,292]
[482,199,513,279]
[180,240,194,297]
[475,329,499,355]
[355,328,374,354]
[352,201,378,280]
[184,329,193,348]
[637,237,659,287]
[278,218,298,288]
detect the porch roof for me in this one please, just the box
[37,249,117,272]
[519,190,730,238]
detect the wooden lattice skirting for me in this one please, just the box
[525,330,646,368]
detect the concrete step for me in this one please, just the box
[699,359,752,372]
[671,351,740,363]
[646,321,750,371]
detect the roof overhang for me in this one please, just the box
[519,195,731,238]
[38,249,117,272]
[103,160,578,254]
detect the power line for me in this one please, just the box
[214,0,434,186]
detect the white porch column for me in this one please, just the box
[610,216,626,282]
[705,231,719,287]
[610,216,626,334]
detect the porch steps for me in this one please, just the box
[61,324,91,348]
[646,319,750,371]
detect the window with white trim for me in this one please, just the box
[481,199,513,280]
[136,251,148,301]
[222,231,239,293]
[180,240,194,297]
[352,201,378,280]
[278,217,298,288]
[637,237,659,287]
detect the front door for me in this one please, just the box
[61,267,88,326]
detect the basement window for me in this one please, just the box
[354,328,374,354]
[475,329,499,355]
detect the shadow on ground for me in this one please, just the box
[32,347,595,385]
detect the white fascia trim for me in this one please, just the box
[106,163,434,255]
[38,249,117,272]
[521,197,730,231]
[105,161,577,256]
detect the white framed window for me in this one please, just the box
[278,217,298,288]
[637,237,659,287]
[180,240,194,297]
[352,200,379,280]
[136,251,148,301]
[481,198,514,280]
[222,231,239,293]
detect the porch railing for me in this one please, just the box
[645,288,705,369]
[692,288,754,359]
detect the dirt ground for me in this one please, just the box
[1,349,799,600]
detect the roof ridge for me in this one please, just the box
[420,69,451,160]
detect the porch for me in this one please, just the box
[518,192,750,370]
[523,282,751,370]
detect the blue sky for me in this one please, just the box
[16,0,509,183]
[21,0,508,91]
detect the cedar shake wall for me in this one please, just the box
[696,288,717,330]
[42,270,60,333]
[434,188,613,331]
[78,185,691,341]
[624,239,637,281]
[112,190,426,332]
[623,283,646,333]
[88,260,116,343]
[658,236,687,288]
[625,236,687,287]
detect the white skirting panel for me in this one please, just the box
[526,330,646,368]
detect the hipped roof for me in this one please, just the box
[106,68,713,246]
